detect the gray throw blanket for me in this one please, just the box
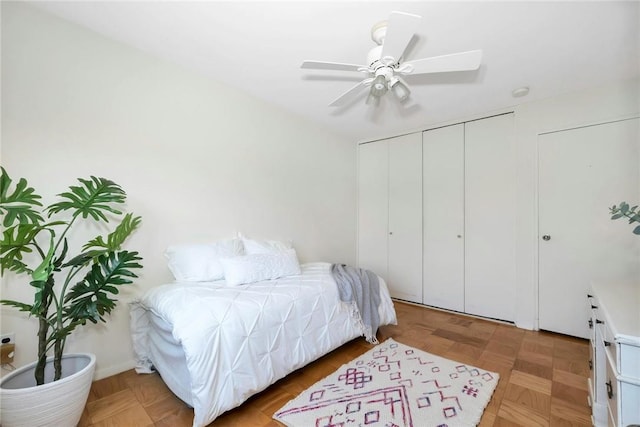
[331,264,381,344]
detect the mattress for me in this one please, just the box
[130,262,397,427]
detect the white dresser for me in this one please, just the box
[588,282,640,427]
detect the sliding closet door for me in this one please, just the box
[464,114,516,321]
[357,141,389,280]
[388,133,423,303]
[423,124,465,312]
[538,118,639,338]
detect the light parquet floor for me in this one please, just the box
[79,301,591,426]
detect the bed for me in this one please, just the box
[130,261,397,427]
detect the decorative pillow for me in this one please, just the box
[241,236,293,254]
[221,249,301,286]
[165,239,244,281]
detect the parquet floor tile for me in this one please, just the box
[517,349,553,367]
[513,359,554,380]
[497,398,550,426]
[81,301,591,426]
[549,396,592,424]
[509,370,553,395]
[503,383,551,415]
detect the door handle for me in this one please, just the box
[542,235,551,241]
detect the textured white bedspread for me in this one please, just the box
[130,262,397,427]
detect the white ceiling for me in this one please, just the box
[32,1,640,142]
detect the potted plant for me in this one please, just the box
[0,167,142,427]
[610,201,640,235]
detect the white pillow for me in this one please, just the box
[165,239,244,281]
[241,236,292,254]
[221,249,301,286]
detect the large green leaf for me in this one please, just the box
[0,167,44,227]
[0,224,41,274]
[0,299,34,313]
[62,250,105,269]
[63,251,142,323]
[47,177,126,222]
[0,222,65,274]
[82,213,142,252]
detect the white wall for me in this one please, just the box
[0,3,355,379]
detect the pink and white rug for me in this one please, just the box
[274,338,499,427]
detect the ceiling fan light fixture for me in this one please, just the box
[370,74,388,97]
[390,78,410,101]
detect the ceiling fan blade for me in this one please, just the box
[380,11,422,62]
[404,50,483,74]
[329,79,372,106]
[301,60,366,72]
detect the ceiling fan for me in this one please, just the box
[301,11,483,107]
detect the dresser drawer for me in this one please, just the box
[605,359,618,425]
[619,378,640,426]
[619,342,640,378]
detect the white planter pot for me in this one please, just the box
[0,353,96,427]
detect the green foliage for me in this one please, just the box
[0,168,143,385]
[610,202,640,235]
[0,224,42,274]
[47,176,125,221]
[63,251,143,324]
[0,167,44,227]
[82,213,142,252]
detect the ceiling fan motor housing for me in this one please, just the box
[367,20,388,67]
[367,45,384,67]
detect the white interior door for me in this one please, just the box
[357,141,389,279]
[465,114,517,321]
[423,124,465,312]
[388,133,423,303]
[538,118,640,338]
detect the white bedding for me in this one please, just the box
[130,262,397,427]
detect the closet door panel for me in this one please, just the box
[423,124,465,312]
[388,133,423,303]
[464,114,516,321]
[357,141,389,279]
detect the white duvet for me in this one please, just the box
[130,262,397,427]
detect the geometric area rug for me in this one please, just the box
[273,338,499,427]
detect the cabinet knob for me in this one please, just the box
[542,235,551,241]
[389,232,393,235]
[588,319,593,329]
[457,234,462,238]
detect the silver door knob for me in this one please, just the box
[542,235,551,241]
